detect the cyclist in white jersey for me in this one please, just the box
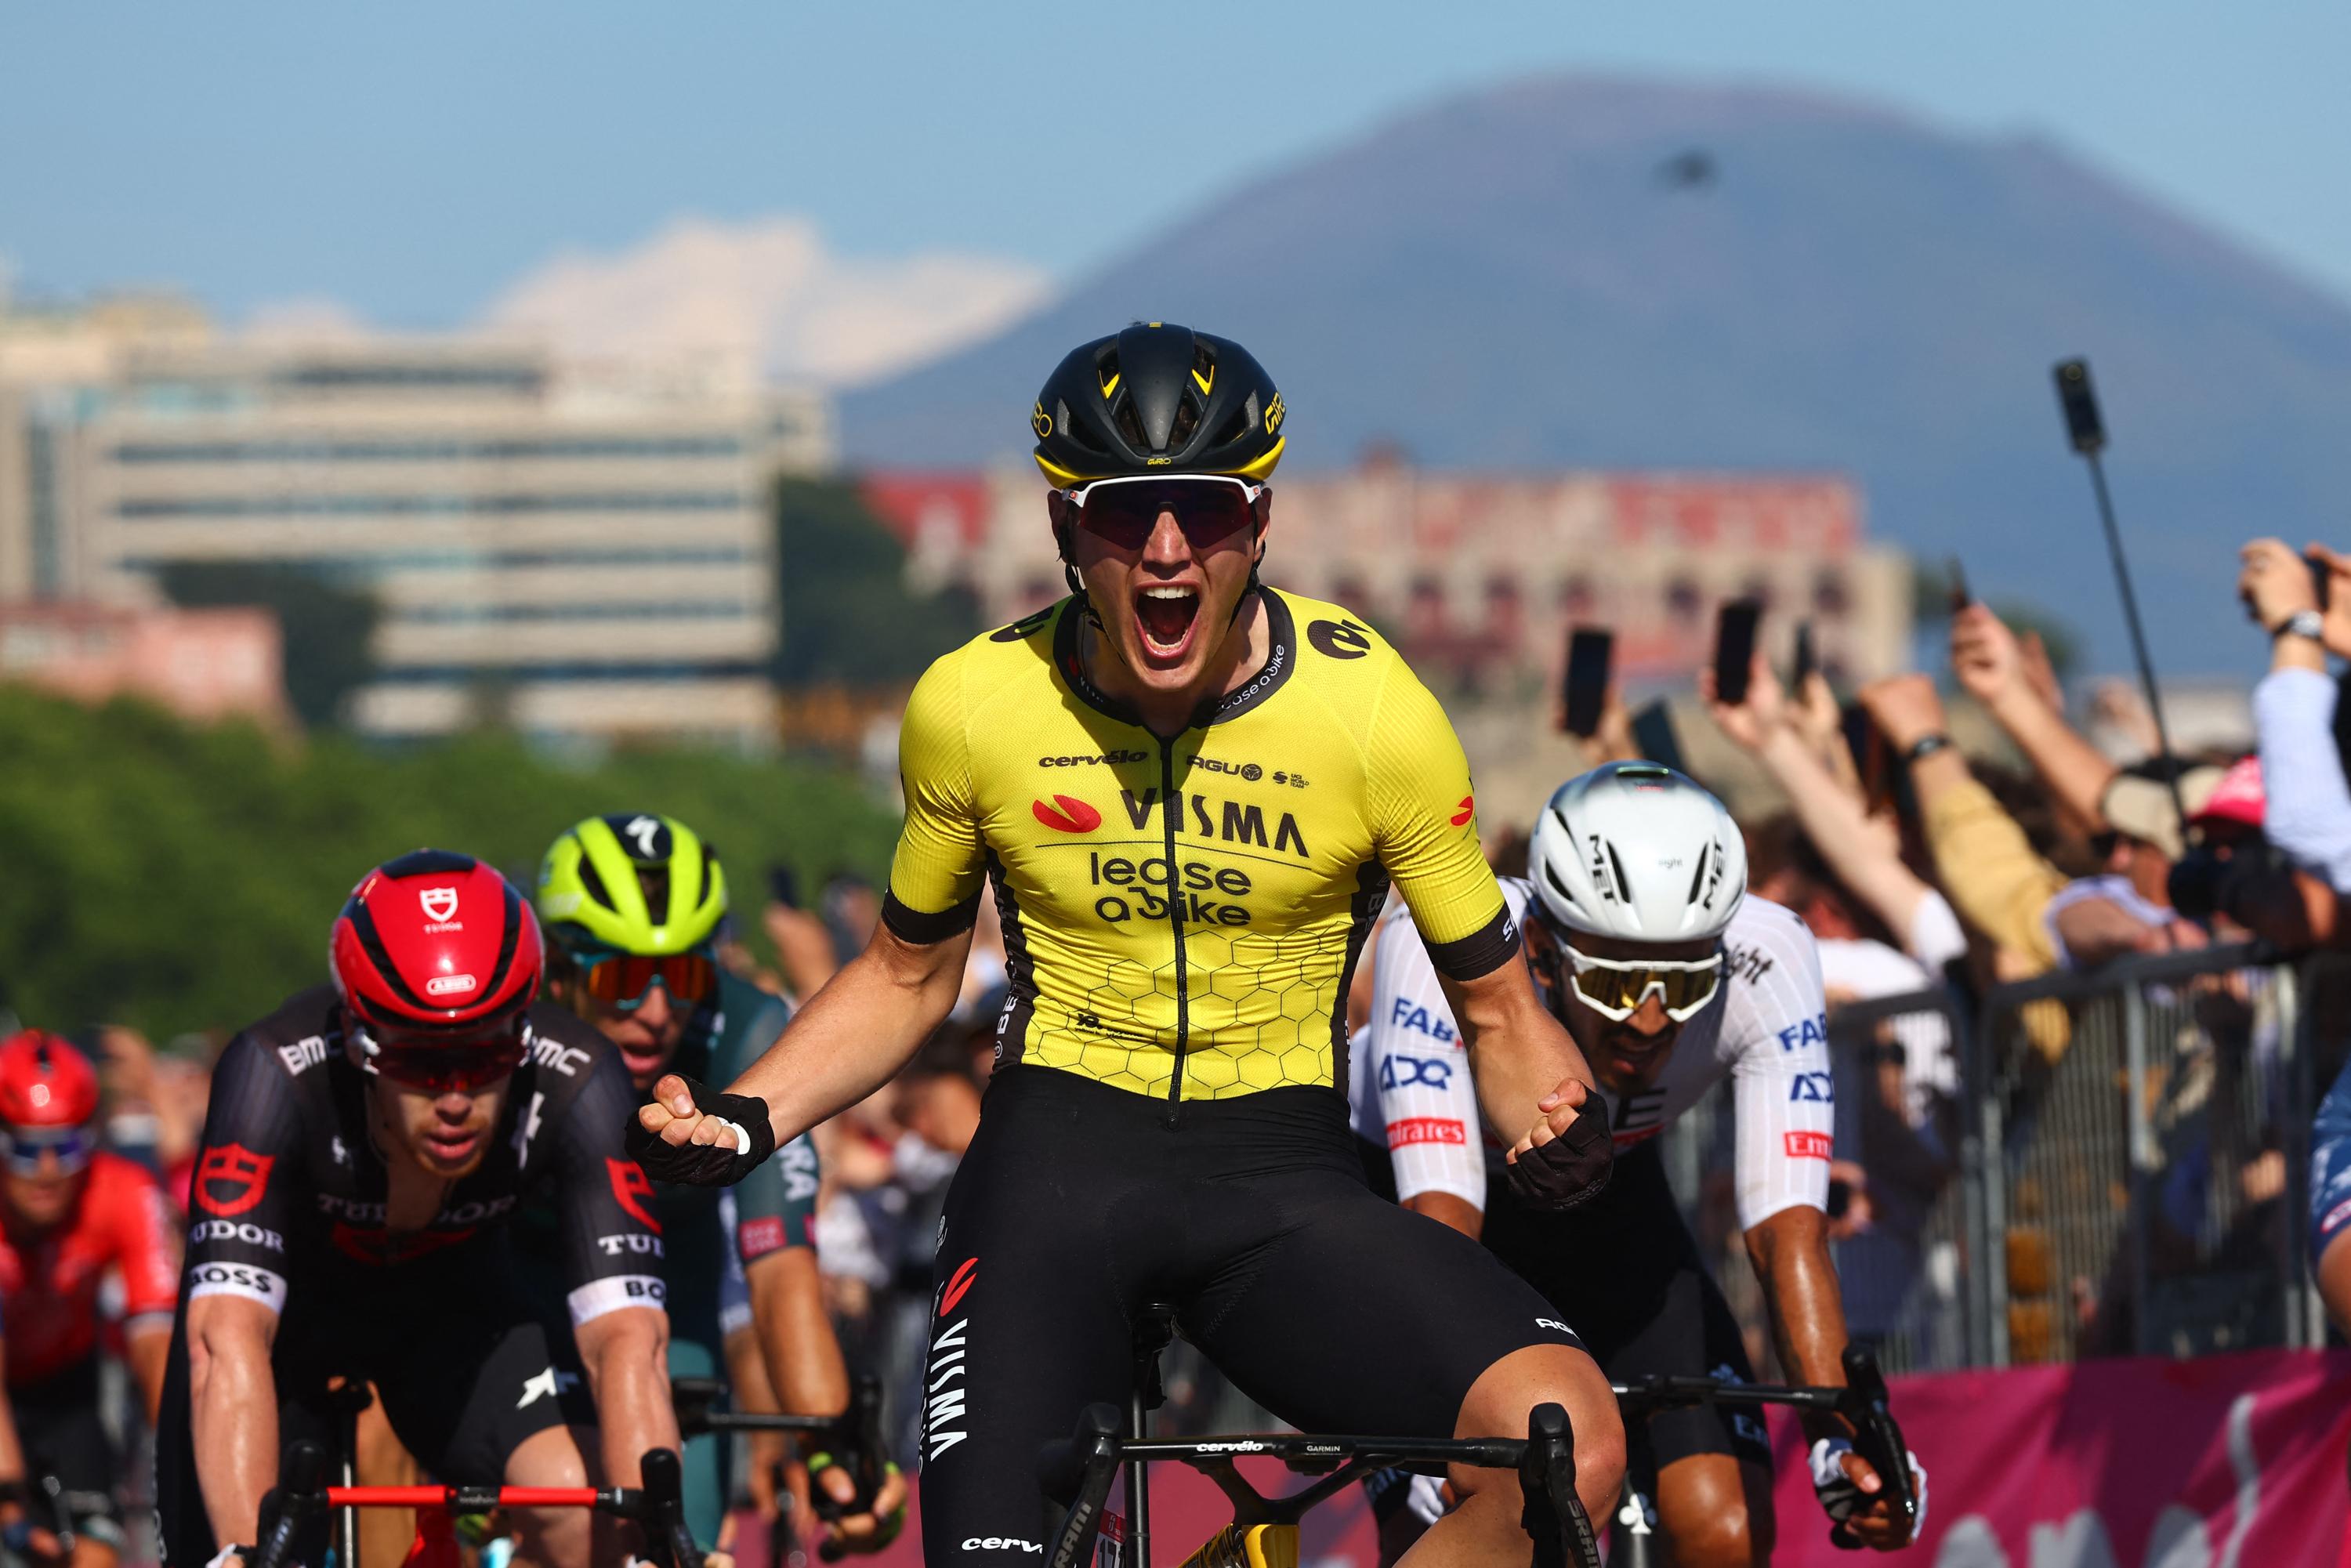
[1353,763,1923,1565]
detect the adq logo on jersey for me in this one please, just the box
[194,1143,275,1218]
[1032,795,1102,834]
[419,885,460,924]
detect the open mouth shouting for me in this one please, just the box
[1134,583,1204,664]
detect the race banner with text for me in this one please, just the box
[1767,1347,2351,1566]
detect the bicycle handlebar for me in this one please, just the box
[249,1439,705,1568]
[1610,1348,1920,1550]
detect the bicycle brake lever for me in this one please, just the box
[1835,1346,1918,1538]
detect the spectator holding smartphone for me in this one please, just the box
[2241,538,2351,891]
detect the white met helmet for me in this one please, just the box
[1526,762,1747,943]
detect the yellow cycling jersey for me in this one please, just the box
[883,586,1516,1102]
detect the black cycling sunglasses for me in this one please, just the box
[1062,475,1264,552]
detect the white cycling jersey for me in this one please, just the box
[1350,878,1834,1229]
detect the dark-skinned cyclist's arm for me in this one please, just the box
[1748,1208,1914,1548]
[186,1294,281,1550]
[1404,1190,1485,1240]
[574,1305,676,1487]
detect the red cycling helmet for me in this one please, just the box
[329,849,544,1037]
[0,1031,100,1128]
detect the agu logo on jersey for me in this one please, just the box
[1033,795,1102,834]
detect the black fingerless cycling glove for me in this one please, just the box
[1502,1093,1614,1211]
[623,1075,777,1186]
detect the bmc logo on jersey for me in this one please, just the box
[1032,795,1102,834]
[194,1144,276,1217]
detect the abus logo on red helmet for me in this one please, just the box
[424,973,478,998]
[331,850,544,1033]
[419,886,460,925]
[1032,795,1102,834]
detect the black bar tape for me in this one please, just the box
[880,889,983,945]
[624,1074,777,1187]
[1502,1093,1614,1211]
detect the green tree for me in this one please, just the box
[158,560,382,730]
[773,478,980,687]
[0,687,900,1039]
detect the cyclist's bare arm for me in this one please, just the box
[574,1305,677,1487]
[128,1320,172,1425]
[643,923,973,1153]
[1440,961,1599,1157]
[1747,1205,1911,1548]
[0,1331,27,1492]
[185,1293,281,1550]
[746,1248,848,1419]
[1402,1190,1484,1240]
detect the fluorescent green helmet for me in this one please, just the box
[537,813,727,956]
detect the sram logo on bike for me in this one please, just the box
[1784,1130,1834,1160]
[193,1143,274,1217]
[1387,1117,1467,1147]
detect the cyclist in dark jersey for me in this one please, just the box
[0,1031,179,1567]
[635,324,1625,1566]
[155,852,678,1568]
[531,813,904,1552]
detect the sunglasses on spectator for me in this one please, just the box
[1559,945,1724,1023]
[1060,475,1264,552]
[357,1020,529,1094]
[574,947,719,1012]
[0,1124,97,1178]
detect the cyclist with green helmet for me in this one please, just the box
[528,813,905,1555]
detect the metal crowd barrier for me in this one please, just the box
[1665,942,2346,1374]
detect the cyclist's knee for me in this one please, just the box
[1451,1344,1625,1519]
[1664,1511,1766,1568]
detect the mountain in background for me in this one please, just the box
[842,74,2351,675]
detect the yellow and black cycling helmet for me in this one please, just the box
[1031,322,1286,487]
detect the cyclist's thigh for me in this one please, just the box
[375,1304,591,1483]
[666,1331,729,1548]
[1185,1165,1581,1439]
[13,1360,125,1553]
[916,1075,1142,1567]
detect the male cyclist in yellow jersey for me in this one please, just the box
[632,323,1625,1565]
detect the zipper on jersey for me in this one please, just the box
[1157,736,1190,1113]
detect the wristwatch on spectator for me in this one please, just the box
[1902,733,1953,766]
[2273,609,2325,643]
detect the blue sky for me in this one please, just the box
[3,1,2345,327]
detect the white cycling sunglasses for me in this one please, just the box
[1559,944,1725,1023]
